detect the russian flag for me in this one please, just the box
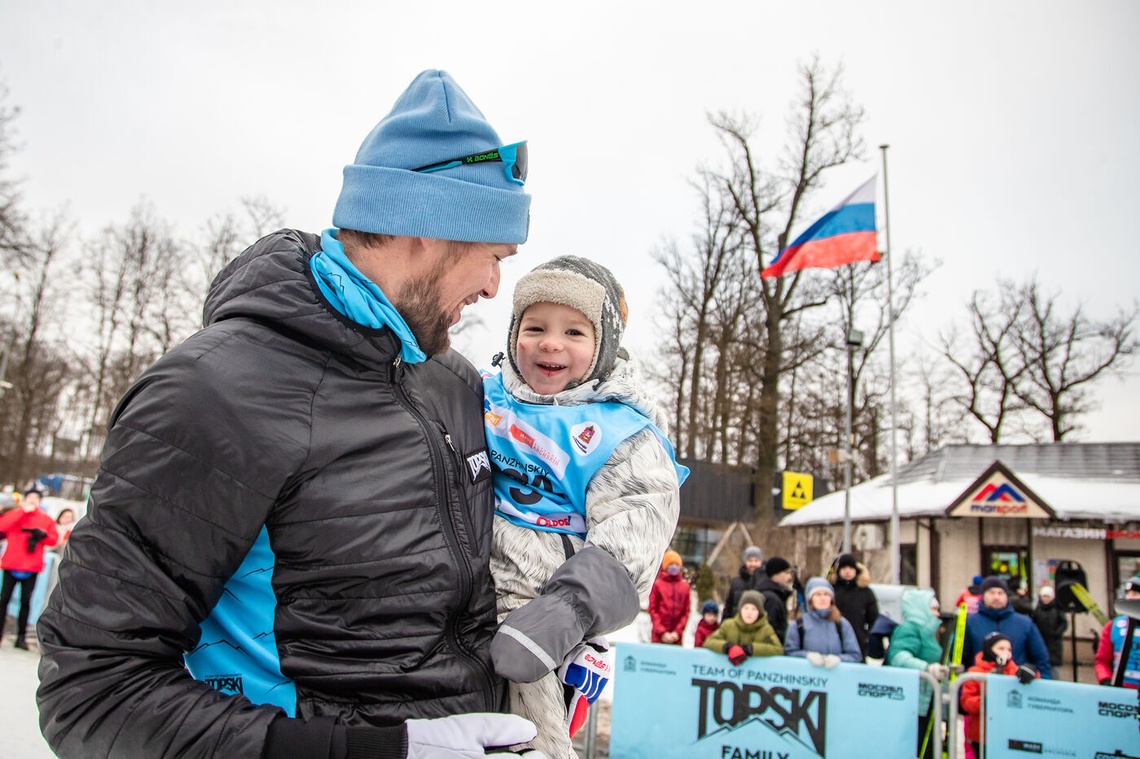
[761,177,879,279]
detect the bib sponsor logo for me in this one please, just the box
[571,421,602,455]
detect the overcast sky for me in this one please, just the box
[2,0,1137,442]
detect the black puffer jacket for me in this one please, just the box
[722,564,765,620]
[36,230,502,757]
[756,575,793,643]
[834,563,879,657]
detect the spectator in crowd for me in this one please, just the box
[722,545,764,620]
[1095,576,1140,688]
[784,577,863,667]
[36,69,544,758]
[962,576,1052,679]
[955,575,984,615]
[757,556,795,643]
[52,508,76,551]
[960,631,1039,756]
[831,552,878,658]
[1011,582,1034,615]
[887,587,947,759]
[0,488,58,649]
[1031,585,1067,672]
[703,590,782,664]
[649,549,690,645]
[694,600,720,648]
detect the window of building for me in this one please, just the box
[671,525,722,566]
[983,544,1029,591]
[901,544,917,586]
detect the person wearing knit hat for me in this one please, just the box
[755,557,796,643]
[955,574,985,615]
[832,553,879,658]
[723,545,766,620]
[506,255,630,389]
[36,69,546,759]
[703,589,783,665]
[649,549,690,646]
[785,577,864,666]
[487,253,690,756]
[695,599,722,649]
[962,574,1053,681]
[960,631,1038,753]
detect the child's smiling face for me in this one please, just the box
[515,301,596,395]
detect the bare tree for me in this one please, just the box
[74,202,191,462]
[0,211,74,485]
[651,170,745,459]
[708,58,866,517]
[939,283,1030,442]
[0,76,26,259]
[196,195,285,305]
[1012,278,1138,440]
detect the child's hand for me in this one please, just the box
[727,645,748,666]
[805,652,825,667]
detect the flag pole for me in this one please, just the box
[880,144,901,585]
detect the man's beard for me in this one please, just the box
[393,268,452,357]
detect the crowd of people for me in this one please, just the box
[0,64,1133,759]
[645,545,1139,758]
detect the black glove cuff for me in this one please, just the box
[344,725,406,759]
[723,643,732,654]
[743,644,753,655]
[262,715,339,759]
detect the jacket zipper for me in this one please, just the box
[389,358,497,708]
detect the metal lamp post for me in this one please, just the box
[842,327,864,553]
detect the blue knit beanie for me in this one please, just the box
[805,577,834,602]
[333,70,530,244]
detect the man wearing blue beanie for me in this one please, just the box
[37,71,543,759]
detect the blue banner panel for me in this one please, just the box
[611,642,919,759]
[984,676,1139,758]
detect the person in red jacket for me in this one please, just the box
[1094,576,1140,688]
[960,631,1039,754]
[0,488,58,649]
[649,549,690,644]
[694,600,721,648]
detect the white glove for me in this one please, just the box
[805,651,825,667]
[405,713,545,759]
[926,663,949,680]
[822,654,841,669]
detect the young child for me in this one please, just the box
[485,255,688,758]
[694,600,721,648]
[649,549,690,645]
[703,590,783,664]
[960,631,1039,754]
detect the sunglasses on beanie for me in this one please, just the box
[413,141,528,185]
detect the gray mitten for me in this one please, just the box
[491,546,639,683]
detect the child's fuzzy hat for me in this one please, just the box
[508,255,628,388]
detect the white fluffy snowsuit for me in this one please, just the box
[488,355,683,758]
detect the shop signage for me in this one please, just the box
[946,461,1055,519]
[1033,526,1140,541]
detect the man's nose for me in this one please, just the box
[479,260,501,299]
